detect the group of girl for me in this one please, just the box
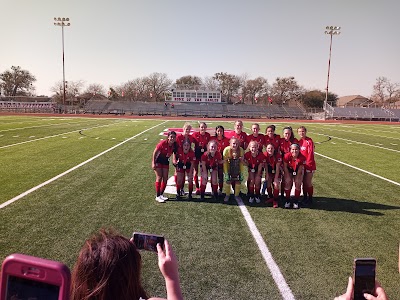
[152,120,316,209]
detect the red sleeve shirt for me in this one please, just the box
[176,134,196,148]
[193,132,211,150]
[247,134,265,151]
[283,152,306,173]
[298,137,316,171]
[176,148,196,164]
[264,135,280,152]
[279,137,299,156]
[263,152,282,173]
[201,151,222,170]
[232,131,248,149]
[156,140,175,158]
[211,136,231,157]
[244,152,266,170]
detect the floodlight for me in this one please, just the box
[66,18,69,21]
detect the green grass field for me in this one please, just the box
[0,115,399,300]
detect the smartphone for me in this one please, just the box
[353,258,376,300]
[0,253,71,300]
[132,232,165,252]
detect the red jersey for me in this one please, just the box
[176,134,197,148]
[279,137,299,156]
[192,131,211,158]
[175,148,196,172]
[298,137,316,171]
[156,140,175,159]
[263,152,282,174]
[244,152,266,172]
[264,134,281,152]
[283,152,306,174]
[201,151,222,170]
[247,134,265,151]
[231,131,248,149]
[210,136,230,162]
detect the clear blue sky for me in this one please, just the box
[1,0,399,98]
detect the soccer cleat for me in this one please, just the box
[293,202,299,209]
[175,194,181,201]
[284,201,291,209]
[188,194,193,200]
[273,200,278,208]
[200,194,205,201]
[180,189,185,196]
[155,196,165,203]
[249,197,254,204]
[224,195,230,203]
[159,195,168,201]
[255,197,261,204]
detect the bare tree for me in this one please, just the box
[175,75,203,89]
[242,77,269,104]
[51,80,84,104]
[371,77,400,107]
[271,77,303,105]
[203,76,220,91]
[213,72,240,103]
[84,83,106,96]
[144,72,172,102]
[0,66,36,96]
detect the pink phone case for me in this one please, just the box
[0,253,71,300]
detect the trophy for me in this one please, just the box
[229,151,241,181]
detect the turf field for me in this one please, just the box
[0,115,399,300]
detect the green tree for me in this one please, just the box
[301,90,338,108]
[270,77,303,105]
[242,77,268,104]
[0,66,36,96]
[175,75,202,89]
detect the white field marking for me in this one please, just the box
[0,123,122,150]
[390,143,398,146]
[311,132,400,153]
[235,197,296,300]
[12,136,19,138]
[317,127,400,140]
[0,120,101,133]
[315,152,400,187]
[0,121,168,209]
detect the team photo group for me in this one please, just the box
[152,120,316,209]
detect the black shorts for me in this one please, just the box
[156,156,169,166]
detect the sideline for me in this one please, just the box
[236,197,296,300]
[0,121,168,209]
[315,152,400,186]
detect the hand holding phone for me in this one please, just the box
[353,258,376,300]
[0,253,71,300]
[132,232,165,252]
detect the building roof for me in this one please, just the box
[337,95,372,107]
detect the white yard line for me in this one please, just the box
[235,197,296,300]
[0,122,128,150]
[312,132,400,153]
[319,128,400,141]
[0,121,168,209]
[315,152,400,186]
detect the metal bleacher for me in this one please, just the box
[333,107,399,121]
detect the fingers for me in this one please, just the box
[363,293,376,300]
[345,276,353,295]
[157,242,165,258]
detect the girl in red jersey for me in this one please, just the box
[200,140,223,200]
[152,131,177,203]
[176,122,196,148]
[211,125,230,195]
[283,143,305,209]
[192,122,211,195]
[232,120,248,150]
[263,143,282,208]
[173,139,196,200]
[262,124,281,195]
[246,123,265,152]
[297,126,316,206]
[279,126,298,197]
[243,140,266,204]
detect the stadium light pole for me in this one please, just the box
[54,17,70,113]
[324,25,341,119]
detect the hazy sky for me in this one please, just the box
[1,0,399,98]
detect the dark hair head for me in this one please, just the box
[168,131,177,137]
[71,228,148,300]
[215,125,225,137]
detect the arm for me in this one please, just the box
[156,240,183,300]
[152,148,160,169]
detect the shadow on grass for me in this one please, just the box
[168,194,400,216]
[309,197,400,216]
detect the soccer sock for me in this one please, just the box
[248,185,254,195]
[188,182,193,194]
[174,174,177,186]
[284,189,291,200]
[255,185,261,196]
[273,188,279,200]
[211,184,218,195]
[267,187,273,198]
[219,181,223,191]
[294,189,301,200]
[223,182,231,195]
[155,182,161,196]
[176,183,181,195]
[308,186,314,197]
[160,181,166,194]
[194,175,199,189]
[234,183,241,196]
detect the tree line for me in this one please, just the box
[1,66,399,108]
